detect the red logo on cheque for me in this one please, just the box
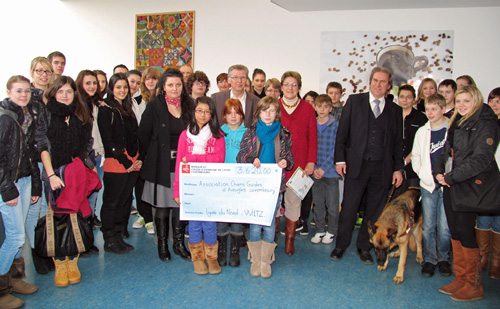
[182,164,190,173]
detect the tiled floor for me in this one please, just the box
[17,219,500,308]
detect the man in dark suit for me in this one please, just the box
[330,67,404,264]
[212,64,260,128]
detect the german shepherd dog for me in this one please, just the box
[368,189,423,284]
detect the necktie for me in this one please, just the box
[373,99,381,118]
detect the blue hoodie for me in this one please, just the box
[221,123,247,163]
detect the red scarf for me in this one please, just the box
[165,95,181,109]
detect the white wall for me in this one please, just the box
[1,0,498,97]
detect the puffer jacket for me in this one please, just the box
[435,104,500,185]
[0,98,42,202]
[236,123,294,192]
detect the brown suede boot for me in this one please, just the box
[475,228,491,270]
[274,217,280,243]
[439,239,466,295]
[204,241,221,274]
[247,241,262,277]
[0,271,24,309]
[490,231,500,279]
[188,242,208,275]
[10,257,38,294]
[261,241,277,279]
[284,218,297,255]
[450,247,483,302]
[67,256,81,285]
[53,258,69,287]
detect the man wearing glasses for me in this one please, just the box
[212,64,259,128]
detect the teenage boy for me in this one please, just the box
[438,79,457,119]
[412,93,452,277]
[326,82,343,121]
[310,95,340,244]
[47,51,66,78]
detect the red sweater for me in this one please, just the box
[280,99,318,181]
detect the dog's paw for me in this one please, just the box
[393,276,404,284]
[377,265,387,271]
[389,251,400,258]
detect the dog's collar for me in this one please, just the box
[399,211,415,237]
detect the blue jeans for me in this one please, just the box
[25,163,48,248]
[249,195,280,243]
[421,187,451,264]
[88,155,104,218]
[189,221,217,245]
[0,177,32,274]
[216,222,243,236]
[477,214,500,233]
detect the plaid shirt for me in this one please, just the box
[316,115,340,178]
[331,105,343,121]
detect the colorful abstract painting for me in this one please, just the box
[135,11,195,73]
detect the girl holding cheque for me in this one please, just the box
[173,96,225,275]
[237,96,294,278]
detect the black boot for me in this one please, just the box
[31,248,54,275]
[217,235,228,266]
[172,216,190,261]
[155,216,171,262]
[103,232,128,254]
[229,234,242,267]
[115,226,134,252]
[300,218,309,236]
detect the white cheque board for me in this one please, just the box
[179,163,281,226]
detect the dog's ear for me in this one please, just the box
[387,228,397,240]
[367,221,376,235]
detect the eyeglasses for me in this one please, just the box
[230,76,246,81]
[283,83,298,88]
[34,69,53,76]
[194,81,206,86]
[195,109,211,115]
[260,109,277,115]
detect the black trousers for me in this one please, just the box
[135,177,153,223]
[336,160,389,251]
[101,171,139,237]
[443,186,478,249]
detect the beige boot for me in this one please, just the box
[53,258,69,287]
[0,271,24,309]
[188,242,208,275]
[490,231,500,279]
[10,257,38,294]
[247,241,262,277]
[261,241,277,279]
[67,255,81,284]
[475,228,491,270]
[439,239,466,295]
[204,241,221,274]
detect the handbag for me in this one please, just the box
[450,161,500,214]
[35,204,94,257]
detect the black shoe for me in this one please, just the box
[437,261,452,277]
[356,249,374,265]
[330,248,346,261]
[240,234,248,249]
[93,216,102,229]
[217,235,228,266]
[80,245,99,258]
[295,221,303,232]
[421,262,436,277]
[155,217,170,262]
[122,227,130,239]
[229,235,242,267]
[300,220,309,236]
[172,217,191,261]
[104,237,128,254]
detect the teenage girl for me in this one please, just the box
[416,78,437,112]
[173,96,225,275]
[237,96,293,278]
[217,99,246,267]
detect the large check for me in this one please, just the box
[179,163,281,226]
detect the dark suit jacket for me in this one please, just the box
[334,92,404,188]
[212,90,260,128]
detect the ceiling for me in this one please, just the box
[271,0,500,12]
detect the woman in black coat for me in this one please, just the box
[138,68,193,262]
[435,85,500,302]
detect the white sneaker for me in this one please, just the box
[145,222,155,234]
[322,232,335,244]
[132,216,145,229]
[311,232,325,244]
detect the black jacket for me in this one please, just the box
[404,108,428,180]
[0,98,42,202]
[98,101,141,170]
[37,99,93,172]
[435,104,500,186]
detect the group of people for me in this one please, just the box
[0,50,499,308]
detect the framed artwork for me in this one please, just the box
[135,11,195,73]
[320,30,454,103]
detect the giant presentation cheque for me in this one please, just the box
[179,163,281,226]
